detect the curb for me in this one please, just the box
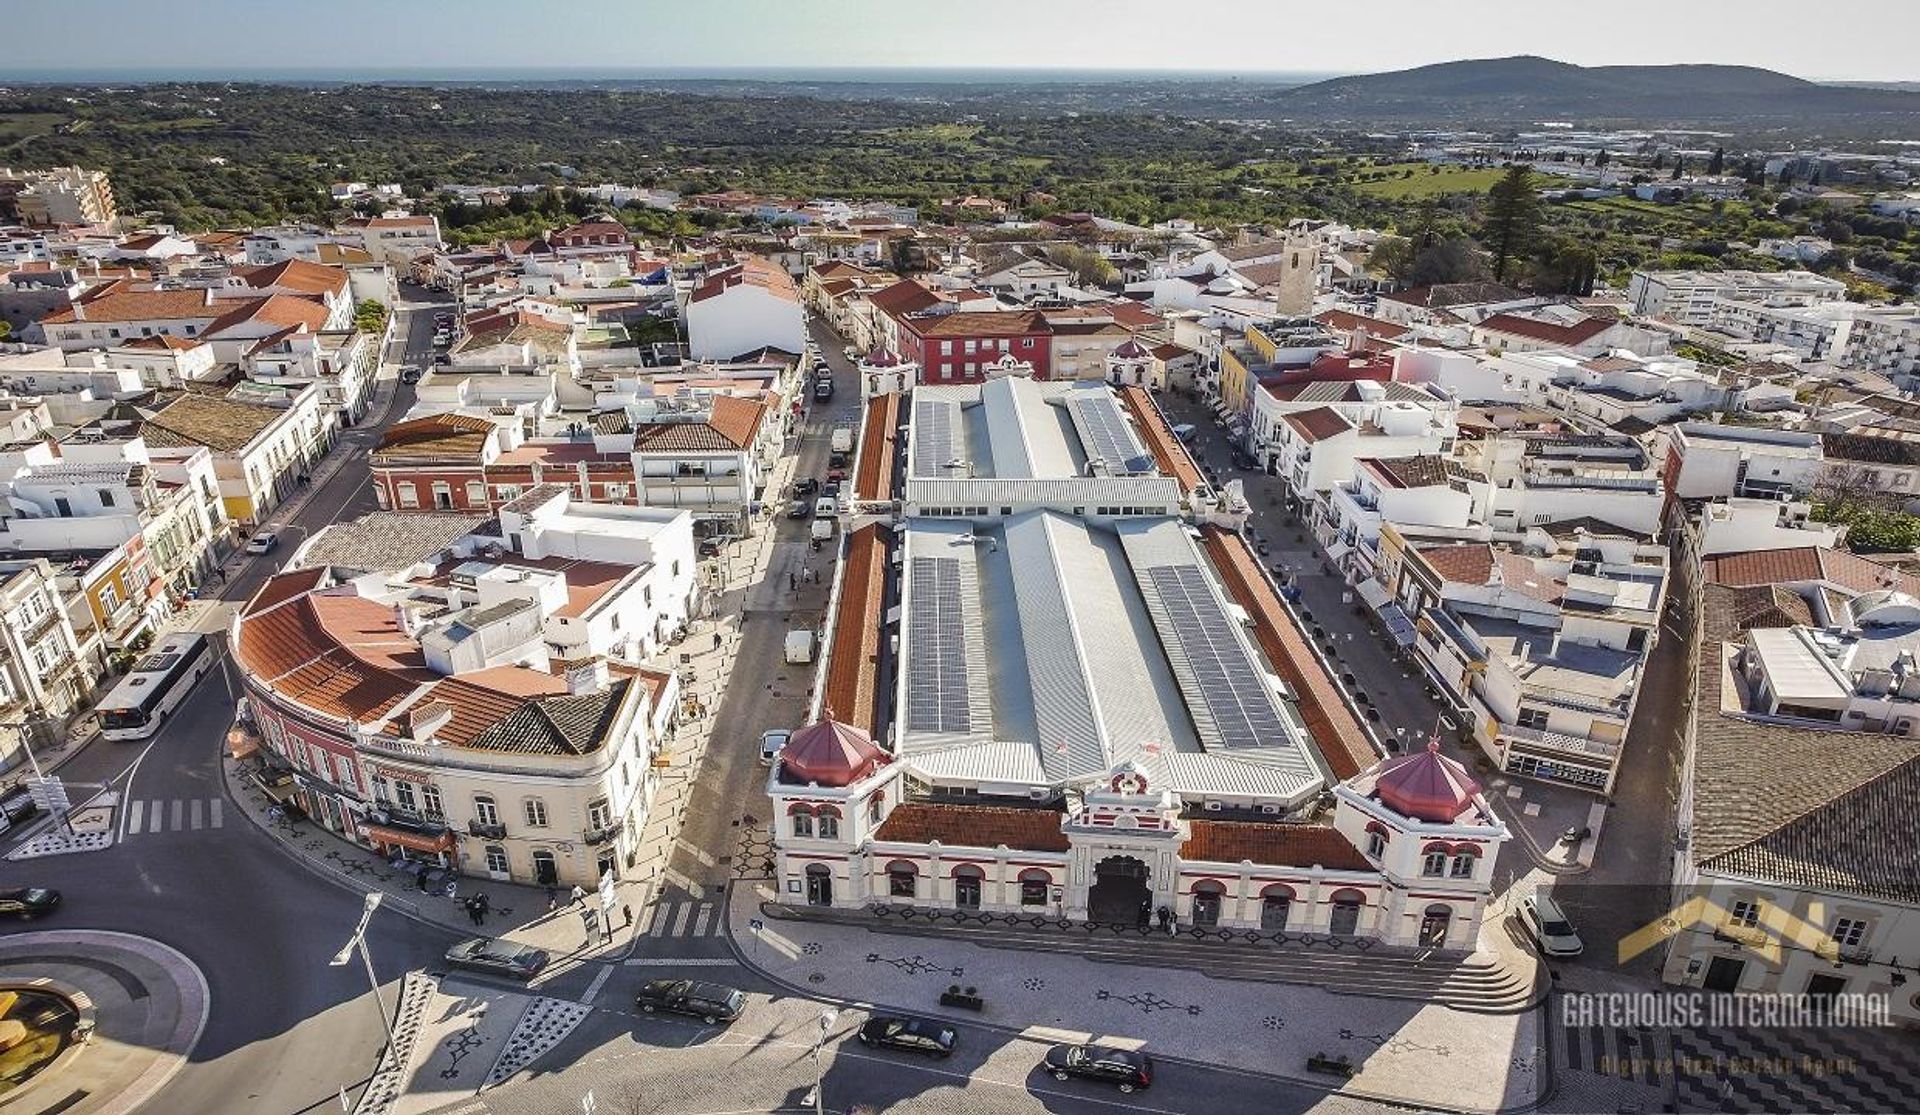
[718,881,1547,1115]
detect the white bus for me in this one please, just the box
[98,633,216,741]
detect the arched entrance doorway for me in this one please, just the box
[1190,880,1225,927]
[1086,855,1151,925]
[1419,904,1452,948]
[805,863,833,906]
[952,865,983,909]
[1328,888,1364,937]
[532,850,558,887]
[1260,884,1293,931]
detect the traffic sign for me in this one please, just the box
[598,871,617,911]
[27,777,68,814]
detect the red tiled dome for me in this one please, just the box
[1372,742,1479,823]
[780,718,888,787]
[1111,338,1150,360]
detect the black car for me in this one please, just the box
[634,979,745,1025]
[1042,1044,1153,1093]
[793,477,820,497]
[0,790,38,826]
[813,379,835,401]
[443,937,550,981]
[0,887,60,919]
[858,1015,956,1058]
[400,366,423,385]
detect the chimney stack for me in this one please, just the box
[567,656,611,695]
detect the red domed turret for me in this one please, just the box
[1111,338,1150,360]
[779,718,888,786]
[1372,741,1479,823]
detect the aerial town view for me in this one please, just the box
[0,2,1916,1113]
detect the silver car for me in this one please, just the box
[759,729,790,765]
[1519,893,1584,958]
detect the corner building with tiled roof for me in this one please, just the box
[773,375,1508,949]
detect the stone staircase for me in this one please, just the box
[765,902,1543,1014]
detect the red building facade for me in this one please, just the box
[894,309,1051,384]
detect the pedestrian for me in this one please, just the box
[545,886,558,913]
[622,903,633,928]
[788,572,797,592]
[570,884,586,907]
[477,893,490,916]
[713,632,722,651]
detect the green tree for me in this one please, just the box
[1708,147,1725,176]
[1366,234,1414,283]
[1480,165,1541,283]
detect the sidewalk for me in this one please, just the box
[725,879,1546,1114]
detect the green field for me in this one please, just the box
[1354,165,1526,199]
[0,112,68,144]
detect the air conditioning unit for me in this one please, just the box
[1203,800,1223,812]
[1027,787,1048,801]
[1259,803,1281,815]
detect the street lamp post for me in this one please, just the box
[330,892,395,1052]
[801,1006,838,1115]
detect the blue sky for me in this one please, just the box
[9,0,1915,80]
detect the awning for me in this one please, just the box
[226,728,261,760]
[1353,577,1392,612]
[361,823,455,854]
[1380,603,1417,647]
[1325,541,1353,563]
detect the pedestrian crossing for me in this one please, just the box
[640,897,727,940]
[123,797,225,836]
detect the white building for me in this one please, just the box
[1663,422,1826,501]
[682,256,806,361]
[1628,269,1847,325]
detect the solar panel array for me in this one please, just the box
[1142,564,1293,753]
[1068,393,1149,475]
[905,555,975,733]
[912,400,960,477]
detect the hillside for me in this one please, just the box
[1272,55,1920,129]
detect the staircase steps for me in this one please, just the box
[765,903,1543,1013]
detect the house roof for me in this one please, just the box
[1118,385,1204,493]
[1688,583,1920,903]
[467,681,632,756]
[899,309,1047,339]
[1379,281,1527,310]
[631,394,768,453]
[1822,432,1920,468]
[1313,309,1409,339]
[1718,583,1816,631]
[867,279,944,318]
[123,334,203,351]
[1363,455,1449,489]
[1476,312,1614,346]
[1701,546,1920,597]
[234,580,435,723]
[41,286,216,325]
[139,392,285,453]
[1418,542,1497,586]
[236,258,349,297]
[1180,819,1371,871]
[688,256,797,305]
[823,524,887,735]
[299,513,490,574]
[873,802,1070,853]
[1281,406,1353,444]
[202,294,332,338]
[375,413,497,460]
[854,394,900,503]
[1218,238,1288,263]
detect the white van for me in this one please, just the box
[784,630,815,664]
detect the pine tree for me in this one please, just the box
[1708,147,1726,176]
[1482,165,1542,284]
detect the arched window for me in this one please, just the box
[788,803,815,838]
[1449,848,1479,878]
[473,794,499,827]
[816,805,842,840]
[867,793,885,824]
[1365,820,1390,859]
[1260,883,1294,930]
[523,797,549,828]
[951,863,983,909]
[1191,879,1226,927]
[886,860,918,899]
[1422,852,1448,877]
[1018,868,1051,906]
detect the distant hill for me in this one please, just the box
[1271,56,1920,128]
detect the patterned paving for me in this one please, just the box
[484,996,592,1088]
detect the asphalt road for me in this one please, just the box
[0,288,455,1115]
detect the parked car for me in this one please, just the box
[828,451,850,470]
[759,729,791,765]
[858,1015,957,1058]
[400,366,422,385]
[244,530,279,555]
[1171,423,1197,442]
[432,352,452,365]
[814,496,837,518]
[634,979,745,1024]
[698,538,725,559]
[813,379,834,402]
[821,480,841,499]
[1518,893,1585,958]
[0,888,60,920]
[0,790,38,826]
[793,477,820,498]
[1042,1044,1153,1093]
[787,499,811,519]
[444,937,550,981]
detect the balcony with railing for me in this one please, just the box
[1498,720,1621,761]
[467,819,507,840]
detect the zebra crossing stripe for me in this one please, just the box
[690,904,713,937]
[210,799,222,828]
[190,799,204,830]
[669,903,693,936]
[170,800,183,830]
[127,800,145,835]
[647,907,670,937]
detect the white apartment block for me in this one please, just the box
[1628,269,1848,326]
[1663,422,1826,501]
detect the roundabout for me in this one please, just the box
[0,931,208,1115]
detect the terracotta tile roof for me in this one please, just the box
[1118,385,1203,492]
[235,584,435,723]
[823,524,887,735]
[42,286,215,325]
[1416,543,1496,586]
[140,392,284,453]
[873,802,1069,853]
[1199,527,1377,779]
[1281,406,1353,444]
[1105,300,1162,329]
[1701,546,1920,597]
[853,394,900,503]
[1378,281,1526,310]
[632,394,767,453]
[1476,312,1614,346]
[1314,309,1410,339]
[1496,552,1565,604]
[1181,820,1371,870]
[466,681,632,756]
[1218,238,1287,263]
[236,258,349,298]
[688,255,797,305]
[124,334,203,351]
[1687,583,1920,903]
[242,566,326,616]
[1363,455,1448,489]
[1718,583,1815,631]
[202,294,331,338]
[1822,432,1920,468]
[375,413,496,460]
[867,279,944,318]
[899,309,1046,339]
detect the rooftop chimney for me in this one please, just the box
[567,657,611,695]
